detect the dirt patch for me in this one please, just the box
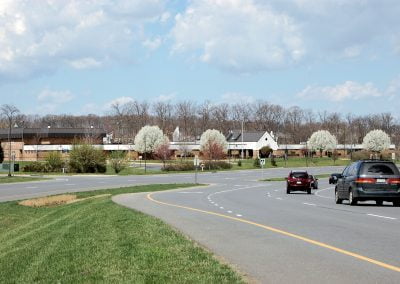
[19,195,77,207]
[19,194,111,208]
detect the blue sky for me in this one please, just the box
[1,0,400,116]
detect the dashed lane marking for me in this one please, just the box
[367,214,397,220]
[303,203,316,206]
[25,186,38,189]
[147,192,400,273]
[315,186,335,199]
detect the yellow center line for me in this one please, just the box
[147,192,400,273]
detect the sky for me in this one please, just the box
[0,0,400,116]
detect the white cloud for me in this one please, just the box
[221,92,255,104]
[153,93,176,102]
[171,0,305,73]
[171,0,400,72]
[104,96,135,110]
[37,89,74,103]
[142,37,162,50]
[36,89,74,113]
[386,75,400,100]
[68,57,102,69]
[0,0,166,80]
[297,81,382,102]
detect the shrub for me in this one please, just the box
[22,162,50,173]
[253,157,261,168]
[203,161,232,170]
[162,162,195,171]
[271,156,277,167]
[237,160,242,167]
[259,146,273,158]
[109,151,128,174]
[69,143,106,173]
[45,151,64,172]
[351,150,369,161]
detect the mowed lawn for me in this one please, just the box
[0,176,49,184]
[0,184,243,283]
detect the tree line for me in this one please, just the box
[1,100,398,145]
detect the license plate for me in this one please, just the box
[297,181,302,184]
[376,178,386,183]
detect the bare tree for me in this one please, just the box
[0,104,20,176]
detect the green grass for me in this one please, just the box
[0,176,49,184]
[0,184,243,283]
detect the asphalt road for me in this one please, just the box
[2,166,400,283]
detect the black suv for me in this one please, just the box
[335,160,400,206]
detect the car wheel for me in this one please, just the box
[335,190,342,204]
[349,190,357,206]
[307,187,311,194]
[393,201,400,207]
[286,186,291,194]
[376,200,383,206]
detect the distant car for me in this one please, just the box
[286,171,312,194]
[335,160,400,206]
[309,175,318,189]
[329,173,341,184]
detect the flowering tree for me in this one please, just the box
[154,137,173,167]
[307,130,337,157]
[134,126,165,154]
[362,130,390,152]
[200,129,228,161]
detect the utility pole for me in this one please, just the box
[144,135,147,174]
[241,120,244,160]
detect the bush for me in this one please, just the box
[203,161,232,170]
[109,151,128,174]
[259,146,273,158]
[253,158,261,168]
[351,150,372,161]
[271,156,277,167]
[45,151,64,172]
[22,162,50,173]
[237,160,242,167]
[69,143,106,173]
[162,162,195,171]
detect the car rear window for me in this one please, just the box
[360,163,400,176]
[291,172,308,178]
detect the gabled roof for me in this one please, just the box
[226,130,266,142]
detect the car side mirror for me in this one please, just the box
[285,177,288,180]
[315,178,319,180]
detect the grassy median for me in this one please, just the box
[0,184,243,283]
[0,176,49,184]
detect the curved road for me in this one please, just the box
[1,167,400,283]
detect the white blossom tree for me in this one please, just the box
[200,129,228,160]
[134,125,166,154]
[307,130,337,157]
[362,129,390,152]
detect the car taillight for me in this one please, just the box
[356,178,376,184]
[388,178,400,184]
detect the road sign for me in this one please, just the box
[260,158,266,166]
[194,157,200,166]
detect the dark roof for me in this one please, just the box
[0,128,106,140]
[226,130,265,142]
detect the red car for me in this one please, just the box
[286,171,312,194]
